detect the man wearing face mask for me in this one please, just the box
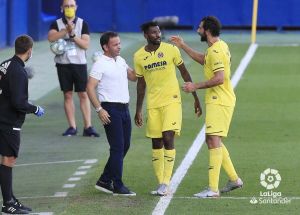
[0,35,45,214]
[48,0,99,137]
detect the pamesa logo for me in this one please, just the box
[250,168,291,205]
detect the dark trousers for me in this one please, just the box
[100,103,131,189]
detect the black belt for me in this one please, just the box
[101,102,129,108]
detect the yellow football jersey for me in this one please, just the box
[134,42,183,109]
[204,40,236,107]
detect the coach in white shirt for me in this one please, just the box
[87,31,136,196]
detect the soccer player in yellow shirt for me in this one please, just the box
[170,16,243,198]
[134,21,202,196]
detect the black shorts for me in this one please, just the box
[0,129,21,158]
[56,63,88,92]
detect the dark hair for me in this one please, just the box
[201,16,222,37]
[140,21,159,33]
[14,35,33,55]
[100,31,119,51]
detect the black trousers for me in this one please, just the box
[100,102,131,189]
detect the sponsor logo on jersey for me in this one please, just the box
[144,61,167,70]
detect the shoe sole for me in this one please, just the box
[150,190,158,195]
[220,184,243,193]
[193,194,220,198]
[113,193,136,197]
[95,185,113,194]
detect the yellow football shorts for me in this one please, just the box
[205,104,234,137]
[146,102,182,138]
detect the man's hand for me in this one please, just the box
[66,21,75,35]
[182,82,197,93]
[34,106,45,117]
[169,35,185,48]
[97,109,111,125]
[194,98,202,117]
[134,112,143,127]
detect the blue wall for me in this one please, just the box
[75,0,300,32]
[1,0,300,48]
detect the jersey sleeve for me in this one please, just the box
[49,20,58,31]
[134,54,143,77]
[81,20,90,35]
[210,49,225,73]
[172,45,183,66]
[89,61,103,80]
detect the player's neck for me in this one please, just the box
[145,43,160,52]
[207,36,220,47]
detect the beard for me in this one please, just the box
[200,33,207,42]
[148,38,161,46]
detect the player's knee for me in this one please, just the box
[206,135,221,149]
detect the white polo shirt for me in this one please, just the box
[89,54,129,103]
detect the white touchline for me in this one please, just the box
[152,43,258,215]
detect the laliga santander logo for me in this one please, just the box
[260,168,281,190]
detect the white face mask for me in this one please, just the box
[25,50,32,63]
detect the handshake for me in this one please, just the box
[34,106,45,117]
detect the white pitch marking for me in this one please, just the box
[28,213,54,215]
[68,177,81,181]
[172,196,300,200]
[54,192,68,197]
[73,171,87,176]
[15,159,86,167]
[84,159,98,164]
[78,165,92,170]
[63,184,76,188]
[152,43,258,215]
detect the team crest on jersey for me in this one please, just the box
[157,52,164,58]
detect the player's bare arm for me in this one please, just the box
[182,70,224,92]
[177,63,202,117]
[86,77,111,125]
[127,67,137,82]
[170,35,205,65]
[135,77,146,127]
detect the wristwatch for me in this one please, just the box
[95,106,103,113]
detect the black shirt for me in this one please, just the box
[49,16,90,35]
[0,55,37,130]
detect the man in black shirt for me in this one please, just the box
[48,0,99,137]
[0,35,45,214]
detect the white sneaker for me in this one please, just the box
[157,184,169,196]
[194,188,220,198]
[150,184,161,195]
[220,178,243,193]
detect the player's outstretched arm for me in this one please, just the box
[170,35,205,65]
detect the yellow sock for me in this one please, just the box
[222,143,238,181]
[209,147,222,192]
[152,149,164,184]
[162,149,176,185]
